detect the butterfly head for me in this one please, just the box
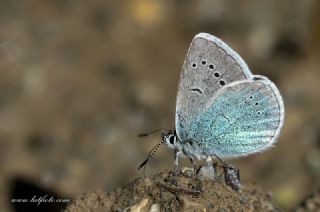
[138,129,180,171]
[162,129,180,150]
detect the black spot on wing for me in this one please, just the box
[190,88,203,94]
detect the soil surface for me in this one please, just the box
[296,190,320,212]
[65,167,279,211]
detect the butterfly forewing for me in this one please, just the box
[176,33,253,142]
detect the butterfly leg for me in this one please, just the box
[172,150,183,175]
[223,164,240,191]
[189,156,197,172]
[212,153,240,190]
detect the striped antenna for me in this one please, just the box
[138,140,164,170]
[138,129,163,137]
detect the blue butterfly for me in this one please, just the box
[139,33,284,189]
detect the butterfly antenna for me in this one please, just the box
[138,140,164,170]
[138,129,163,137]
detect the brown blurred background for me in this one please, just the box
[0,0,320,211]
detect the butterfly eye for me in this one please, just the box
[191,63,197,68]
[169,135,175,144]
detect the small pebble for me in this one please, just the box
[130,198,149,212]
[149,203,160,212]
[197,164,215,180]
[181,167,195,178]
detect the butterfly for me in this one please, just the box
[139,33,284,189]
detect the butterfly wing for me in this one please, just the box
[188,77,284,158]
[176,33,253,141]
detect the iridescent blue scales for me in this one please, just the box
[186,78,283,158]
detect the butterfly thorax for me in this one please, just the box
[162,129,207,160]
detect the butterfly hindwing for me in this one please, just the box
[188,77,284,158]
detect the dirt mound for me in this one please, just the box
[65,168,279,211]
